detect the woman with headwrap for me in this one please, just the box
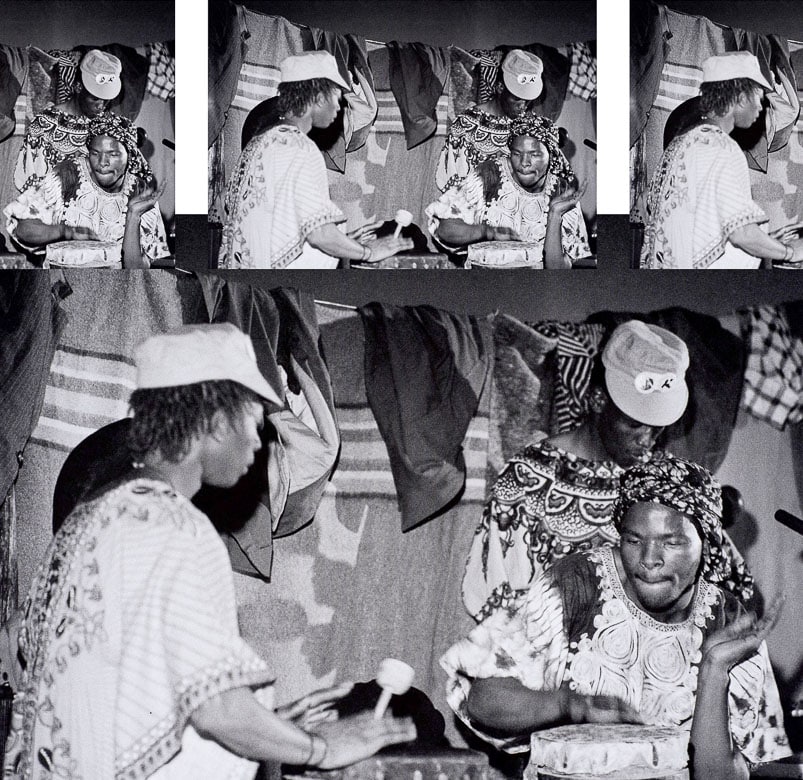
[4,112,169,268]
[426,115,590,268]
[442,455,790,780]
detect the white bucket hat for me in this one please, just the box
[134,323,282,406]
[279,51,350,91]
[701,51,772,91]
[80,49,122,100]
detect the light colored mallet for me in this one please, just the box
[393,209,413,238]
[373,658,415,719]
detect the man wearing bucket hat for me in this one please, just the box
[641,50,803,269]
[436,49,549,192]
[463,320,753,621]
[14,49,123,194]
[219,50,412,269]
[3,323,415,778]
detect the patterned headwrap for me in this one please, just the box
[87,112,153,183]
[614,455,754,602]
[508,114,574,197]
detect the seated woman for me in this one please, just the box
[4,113,169,268]
[441,456,790,780]
[426,115,590,269]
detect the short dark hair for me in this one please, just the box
[700,78,762,117]
[128,379,264,463]
[277,78,339,118]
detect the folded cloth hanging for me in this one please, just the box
[630,0,670,145]
[0,46,22,142]
[0,272,67,503]
[146,41,175,101]
[209,0,249,145]
[198,276,340,577]
[567,41,597,101]
[529,321,605,434]
[386,41,449,150]
[48,49,81,105]
[360,303,492,530]
[740,304,803,431]
[730,31,799,172]
[486,313,557,476]
[309,29,377,170]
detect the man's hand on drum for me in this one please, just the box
[312,710,417,769]
[276,682,354,729]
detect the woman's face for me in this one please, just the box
[509,135,550,190]
[619,501,703,622]
[88,135,128,192]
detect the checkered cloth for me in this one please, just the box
[568,41,596,101]
[741,306,803,430]
[146,42,175,101]
[531,320,605,433]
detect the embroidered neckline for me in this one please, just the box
[592,546,718,632]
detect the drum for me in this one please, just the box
[525,724,690,780]
[285,746,506,780]
[466,241,543,269]
[45,240,122,268]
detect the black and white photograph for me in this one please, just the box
[0,1,801,779]
[632,0,803,269]
[0,0,175,270]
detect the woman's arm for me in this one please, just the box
[543,210,571,269]
[434,219,518,246]
[690,601,783,780]
[190,686,415,768]
[467,678,642,734]
[13,220,98,247]
[123,181,167,269]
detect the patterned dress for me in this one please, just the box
[3,156,169,267]
[426,159,590,267]
[3,479,275,780]
[13,108,92,194]
[436,108,515,192]
[442,547,791,765]
[219,125,344,269]
[640,124,767,269]
[462,440,622,619]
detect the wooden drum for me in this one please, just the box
[525,724,690,780]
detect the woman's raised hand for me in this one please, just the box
[549,178,587,217]
[275,682,354,729]
[701,596,784,673]
[128,178,167,218]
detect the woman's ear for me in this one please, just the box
[588,386,607,414]
[209,409,230,441]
